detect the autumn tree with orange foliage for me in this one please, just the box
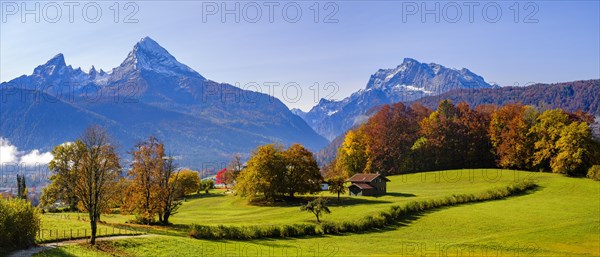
[362,103,428,175]
[124,137,181,225]
[489,103,538,169]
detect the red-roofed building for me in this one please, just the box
[347,173,390,196]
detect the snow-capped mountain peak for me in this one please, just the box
[300,58,493,140]
[33,53,67,76]
[116,37,201,78]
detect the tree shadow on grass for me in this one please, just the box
[249,196,392,207]
[383,192,417,197]
[33,247,78,257]
[182,193,226,201]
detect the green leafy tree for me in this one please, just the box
[282,144,322,198]
[551,122,593,175]
[300,197,331,223]
[176,169,200,196]
[41,141,85,210]
[326,176,346,203]
[587,165,600,181]
[16,175,27,200]
[235,144,286,202]
[199,180,215,194]
[530,109,570,171]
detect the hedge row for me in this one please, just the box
[189,181,536,240]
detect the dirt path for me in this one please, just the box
[8,234,153,257]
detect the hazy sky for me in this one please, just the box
[1,1,599,111]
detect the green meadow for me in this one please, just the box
[34,169,600,256]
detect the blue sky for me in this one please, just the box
[1,1,599,111]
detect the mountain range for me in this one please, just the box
[0,37,328,168]
[294,58,495,140]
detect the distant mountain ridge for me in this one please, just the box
[298,58,494,140]
[413,79,600,115]
[1,37,328,168]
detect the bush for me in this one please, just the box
[0,198,41,255]
[587,165,600,181]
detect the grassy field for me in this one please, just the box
[34,169,600,256]
[162,169,536,226]
[37,214,142,243]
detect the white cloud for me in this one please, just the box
[0,138,19,163]
[0,137,53,166]
[20,149,54,166]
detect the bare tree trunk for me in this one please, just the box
[90,219,97,245]
[163,212,170,225]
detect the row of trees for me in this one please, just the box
[40,127,205,244]
[328,100,599,178]
[235,144,322,202]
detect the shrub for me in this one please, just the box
[0,198,41,255]
[319,221,338,234]
[587,165,600,181]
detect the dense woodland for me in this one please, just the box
[324,100,600,179]
[415,79,600,116]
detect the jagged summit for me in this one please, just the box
[33,53,67,76]
[300,58,493,140]
[114,36,201,78]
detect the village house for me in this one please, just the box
[347,173,390,196]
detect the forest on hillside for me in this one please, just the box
[414,80,600,115]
